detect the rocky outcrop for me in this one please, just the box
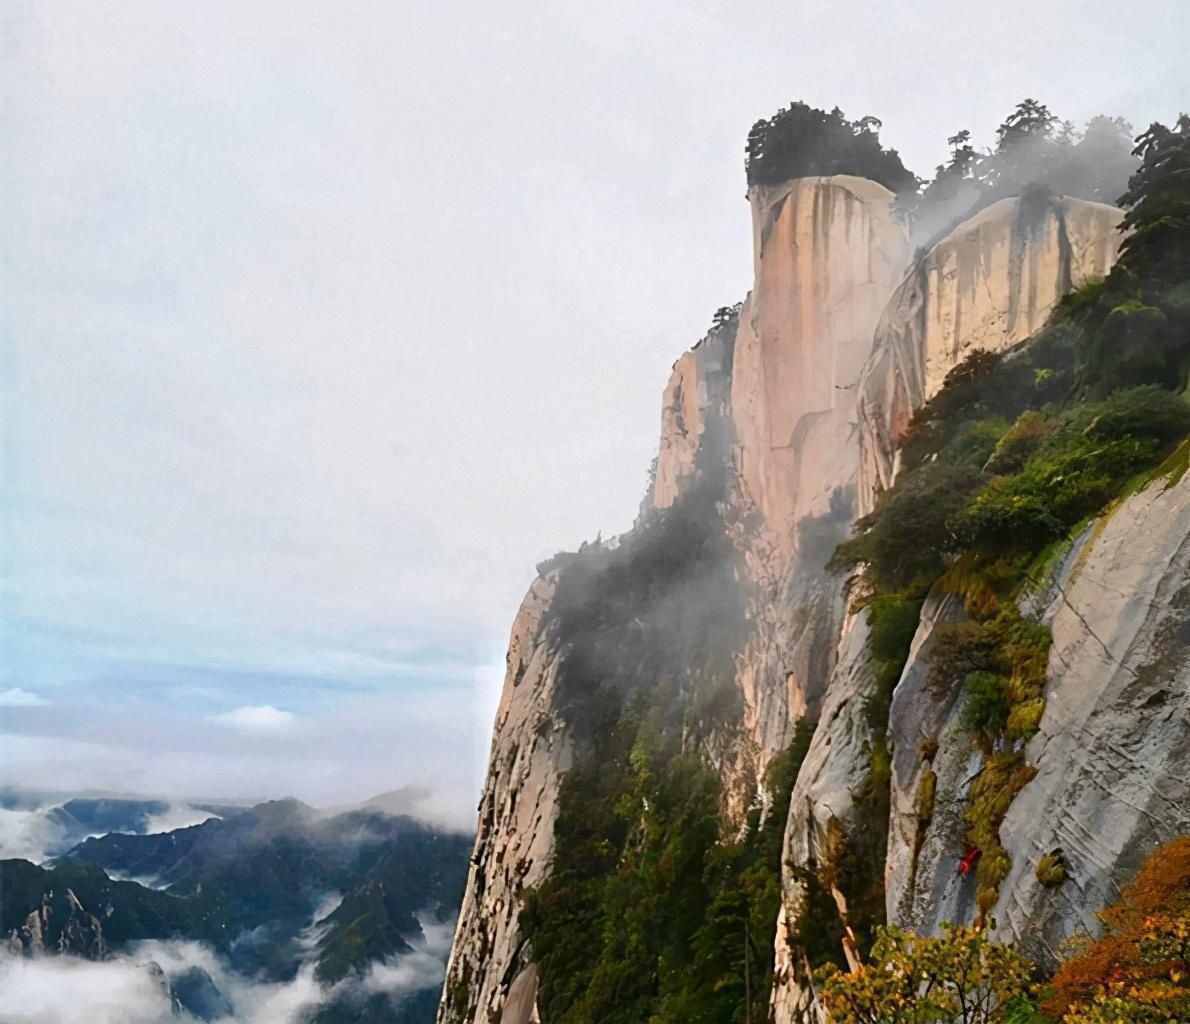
[437,576,570,1024]
[858,194,1123,509]
[882,472,1190,964]
[995,472,1190,964]
[770,605,875,1024]
[651,315,737,510]
[437,166,1169,1024]
[716,177,910,812]
[4,887,107,959]
[884,592,982,933]
[733,176,910,553]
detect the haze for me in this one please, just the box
[2,0,1185,821]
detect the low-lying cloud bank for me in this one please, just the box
[0,799,221,864]
[0,912,455,1024]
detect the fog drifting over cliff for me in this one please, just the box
[2,0,1186,809]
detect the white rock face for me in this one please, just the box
[770,606,875,1024]
[884,591,981,932]
[858,195,1123,511]
[994,473,1190,964]
[733,177,910,552]
[436,576,570,1024]
[651,319,735,510]
[881,472,1190,964]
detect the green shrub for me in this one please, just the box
[867,595,924,663]
[1080,385,1190,446]
[832,465,980,593]
[985,410,1055,473]
[1035,852,1067,887]
[963,671,1010,747]
[950,479,1066,553]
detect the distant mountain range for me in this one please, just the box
[0,794,471,1022]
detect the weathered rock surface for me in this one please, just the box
[437,170,1181,1024]
[858,194,1123,510]
[651,315,736,510]
[884,591,981,933]
[995,473,1190,964]
[733,177,910,552]
[436,576,570,1024]
[770,605,876,1024]
[881,472,1190,962]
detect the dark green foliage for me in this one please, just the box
[521,706,814,1024]
[744,102,915,191]
[63,800,470,985]
[962,672,1011,745]
[1078,115,1190,392]
[518,445,794,1023]
[1119,115,1190,286]
[868,594,926,665]
[1,858,231,949]
[831,465,980,594]
[897,101,1137,245]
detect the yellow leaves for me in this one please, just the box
[818,922,1034,1024]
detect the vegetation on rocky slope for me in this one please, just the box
[819,837,1190,1023]
[833,113,1190,920]
[510,113,1189,1024]
[520,446,812,1024]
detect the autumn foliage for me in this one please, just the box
[1043,836,1190,1023]
[818,923,1034,1024]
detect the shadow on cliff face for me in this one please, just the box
[794,487,855,573]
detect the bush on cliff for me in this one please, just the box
[744,102,915,191]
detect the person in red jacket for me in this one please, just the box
[958,845,982,876]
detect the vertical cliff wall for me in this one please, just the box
[650,314,737,511]
[769,191,1130,1022]
[733,176,910,552]
[720,177,910,806]
[857,194,1124,508]
[439,176,1156,1024]
[437,576,569,1024]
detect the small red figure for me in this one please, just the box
[958,845,982,876]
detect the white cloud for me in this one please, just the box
[142,802,222,835]
[0,954,173,1024]
[0,688,47,706]
[210,705,296,733]
[0,905,458,1024]
[0,686,483,832]
[0,806,65,862]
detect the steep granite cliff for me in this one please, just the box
[857,194,1124,508]
[733,176,910,551]
[438,576,569,1024]
[439,108,1189,1024]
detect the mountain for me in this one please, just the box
[3,797,472,1022]
[0,789,236,862]
[58,798,471,979]
[437,106,1190,1023]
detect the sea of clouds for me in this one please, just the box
[0,903,454,1024]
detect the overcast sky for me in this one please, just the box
[2,0,1186,823]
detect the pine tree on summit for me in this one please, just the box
[1118,114,1190,286]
